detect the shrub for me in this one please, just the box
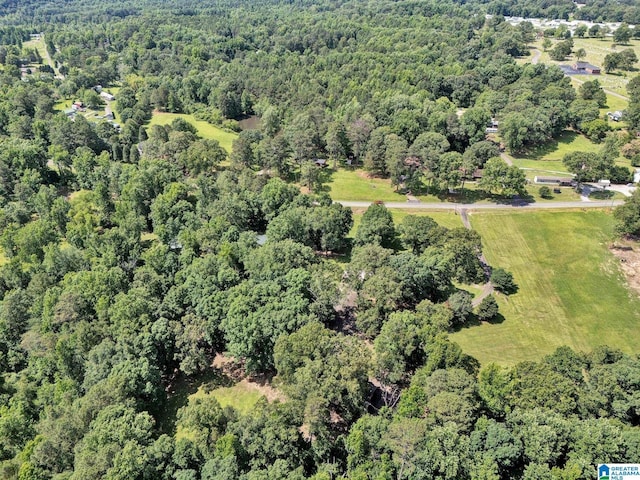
[539,186,552,199]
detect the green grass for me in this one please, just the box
[175,382,264,441]
[200,383,263,413]
[599,92,628,116]
[450,210,640,365]
[327,169,413,202]
[0,248,6,266]
[149,112,238,153]
[523,37,639,96]
[161,369,268,437]
[527,184,583,202]
[23,38,48,63]
[510,130,595,170]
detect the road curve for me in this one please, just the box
[336,200,624,210]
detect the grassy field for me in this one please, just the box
[23,37,48,64]
[326,169,415,202]
[149,112,238,153]
[510,130,595,171]
[450,210,640,365]
[522,37,639,96]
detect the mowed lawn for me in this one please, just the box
[327,169,413,202]
[510,130,595,171]
[450,210,640,365]
[149,112,238,153]
[525,37,639,95]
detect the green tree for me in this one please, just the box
[490,268,517,294]
[476,295,499,322]
[579,80,606,108]
[221,269,315,372]
[398,215,442,254]
[479,157,526,196]
[354,203,395,247]
[614,188,640,237]
[574,25,587,38]
[539,186,552,198]
[614,23,633,44]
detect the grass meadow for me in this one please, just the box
[450,209,640,365]
[149,112,238,153]
[521,36,640,96]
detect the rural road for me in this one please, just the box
[41,34,64,79]
[500,152,514,166]
[337,200,624,210]
[531,48,542,64]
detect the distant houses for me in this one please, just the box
[104,106,114,120]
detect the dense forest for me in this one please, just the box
[0,0,639,479]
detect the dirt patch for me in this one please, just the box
[237,378,286,403]
[212,353,286,402]
[610,241,640,296]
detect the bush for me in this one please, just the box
[490,268,518,294]
[222,119,241,132]
[538,186,552,199]
[476,294,499,321]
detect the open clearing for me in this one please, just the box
[510,130,595,171]
[450,210,640,365]
[327,169,417,202]
[523,36,639,96]
[149,112,238,153]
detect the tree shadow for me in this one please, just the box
[315,166,335,193]
[452,311,506,332]
[589,189,615,200]
[158,368,234,435]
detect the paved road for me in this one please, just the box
[337,200,624,210]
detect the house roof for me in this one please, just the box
[534,176,574,183]
[574,61,600,70]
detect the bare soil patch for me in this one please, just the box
[212,353,285,402]
[610,241,640,296]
